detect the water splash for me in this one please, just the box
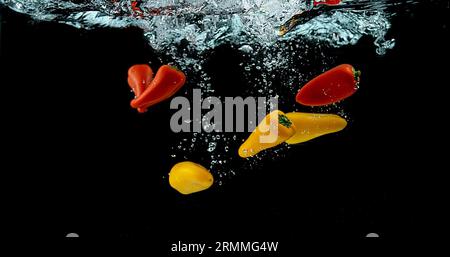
[1,0,408,54]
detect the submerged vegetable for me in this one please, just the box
[127,64,154,113]
[279,0,342,36]
[169,161,214,195]
[296,64,360,106]
[311,0,342,7]
[238,110,296,158]
[128,64,153,97]
[285,112,347,144]
[130,65,186,113]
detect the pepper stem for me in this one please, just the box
[353,68,361,88]
[278,114,293,128]
[169,65,180,71]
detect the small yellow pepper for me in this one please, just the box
[238,110,296,158]
[285,112,347,144]
[169,161,214,195]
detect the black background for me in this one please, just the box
[0,0,447,252]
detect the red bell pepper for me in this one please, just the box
[130,65,186,113]
[296,64,361,106]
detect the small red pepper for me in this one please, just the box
[130,0,144,17]
[128,64,153,97]
[296,64,360,106]
[127,64,154,113]
[312,0,342,7]
[130,65,186,112]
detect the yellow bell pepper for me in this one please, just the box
[238,110,296,158]
[169,161,214,195]
[285,112,347,144]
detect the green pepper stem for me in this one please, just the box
[169,65,180,71]
[278,114,293,128]
[353,69,361,83]
[353,68,361,89]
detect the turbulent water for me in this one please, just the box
[0,0,417,181]
[1,0,406,53]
